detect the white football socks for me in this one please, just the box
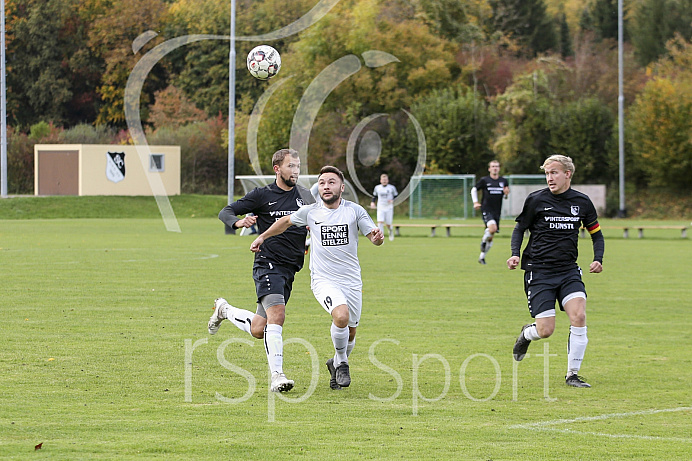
[331,323,349,365]
[264,324,284,375]
[480,229,493,258]
[225,303,254,335]
[347,338,356,358]
[567,326,588,375]
[523,323,542,341]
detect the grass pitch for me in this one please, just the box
[1,217,690,459]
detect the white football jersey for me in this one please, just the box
[291,199,377,287]
[373,184,398,211]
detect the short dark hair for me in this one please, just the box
[272,148,299,167]
[318,165,344,182]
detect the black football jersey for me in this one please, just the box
[475,175,507,216]
[511,187,604,271]
[219,182,314,272]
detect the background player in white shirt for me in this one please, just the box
[251,166,384,390]
[370,173,398,241]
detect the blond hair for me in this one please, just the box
[541,155,575,176]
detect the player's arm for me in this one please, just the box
[503,185,510,199]
[507,225,524,270]
[585,219,604,273]
[367,228,384,246]
[470,187,481,210]
[219,191,258,229]
[250,215,294,252]
[356,205,384,245]
[370,188,377,209]
[507,196,534,270]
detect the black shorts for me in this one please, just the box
[253,262,295,305]
[523,267,586,318]
[482,210,501,230]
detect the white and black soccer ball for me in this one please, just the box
[246,45,281,80]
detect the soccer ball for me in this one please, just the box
[246,45,281,80]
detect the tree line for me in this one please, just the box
[5,0,692,214]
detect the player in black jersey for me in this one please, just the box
[507,155,604,388]
[471,160,509,264]
[207,148,313,393]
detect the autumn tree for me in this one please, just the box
[394,85,496,178]
[630,0,692,66]
[493,67,615,182]
[490,0,558,56]
[148,85,206,129]
[86,0,169,126]
[252,0,460,179]
[167,0,317,118]
[579,0,627,42]
[628,36,692,189]
[6,0,99,126]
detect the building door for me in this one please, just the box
[37,150,79,195]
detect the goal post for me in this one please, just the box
[408,174,476,219]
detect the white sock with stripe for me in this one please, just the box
[225,304,253,335]
[331,323,349,365]
[567,326,588,375]
[264,324,284,375]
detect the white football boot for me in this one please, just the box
[208,298,229,335]
[270,373,294,393]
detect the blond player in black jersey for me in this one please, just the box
[508,155,604,388]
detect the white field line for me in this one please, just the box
[5,249,219,265]
[510,406,692,442]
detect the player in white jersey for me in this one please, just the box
[251,166,384,389]
[370,173,398,241]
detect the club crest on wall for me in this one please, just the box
[106,152,126,183]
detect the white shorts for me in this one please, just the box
[311,279,362,328]
[376,209,394,225]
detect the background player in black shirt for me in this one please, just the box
[471,160,509,264]
[507,155,604,388]
[207,148,313,393]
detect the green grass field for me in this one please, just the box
[1,212,691,459]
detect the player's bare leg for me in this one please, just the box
[249,312,266,339]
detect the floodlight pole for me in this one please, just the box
[1,0,7,198]
[617,0,626,217]
[226,0,236,233]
